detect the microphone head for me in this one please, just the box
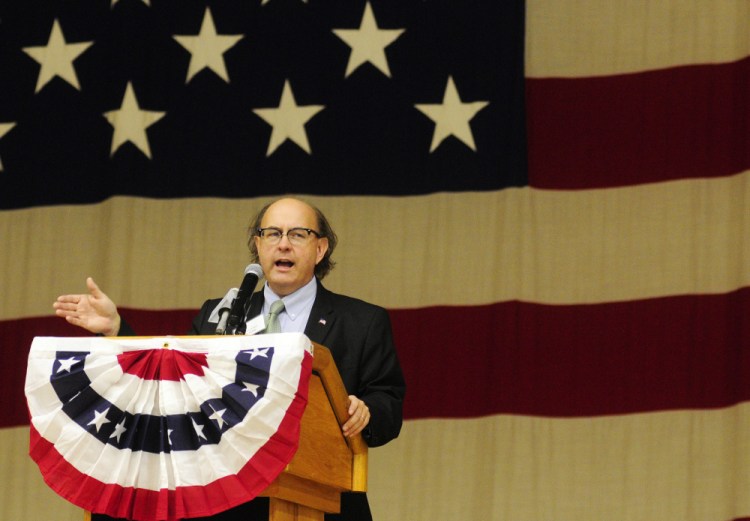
[245,263,264,279]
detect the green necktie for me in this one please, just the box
[265,300,285,334]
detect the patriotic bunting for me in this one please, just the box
[25,334,313,521]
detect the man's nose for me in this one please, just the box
[277,233,293,248]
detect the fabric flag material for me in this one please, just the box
[1,1,750,521]
[25,334,313,521]
[0,0,525,208]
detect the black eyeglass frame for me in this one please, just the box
[256,227,323,240]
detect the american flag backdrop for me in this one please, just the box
[2,1,750,520]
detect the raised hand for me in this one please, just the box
[53,277,121,336]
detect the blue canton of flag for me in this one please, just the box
[0,0,526,209]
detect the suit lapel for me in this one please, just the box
[246,291,265,322]
[304,281,335,345]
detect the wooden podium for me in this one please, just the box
[260,341,368,521]
[79,340,367,521]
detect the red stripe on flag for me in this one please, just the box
[527,57,750,189]
[392,288,750,419]
[6,290,750,428]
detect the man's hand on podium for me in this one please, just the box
[343,395,370,438]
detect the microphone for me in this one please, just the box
[224,264,264,335]
[213,288,238,334]
[215,309,230,335]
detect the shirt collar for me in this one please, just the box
[262,277,317,322]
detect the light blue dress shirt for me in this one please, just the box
[260,277,317,333]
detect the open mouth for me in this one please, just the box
[275,260,294,269]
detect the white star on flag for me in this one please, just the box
[333,1,405,78]
[192,418,207,440]
[209,406,228,429]
[109,419,127,442]
[253,80,324,156]
[56,356,79,373]
[88,408,111,433]
[415,76,489,152]
[0,123,15,172]
[242,382,260,397]
[111,0,149,7]
[173,8,244,83]
[104,82,166,159]
[22,19,93,93]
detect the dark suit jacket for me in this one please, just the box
[188,280,405,449]
[116,279,405,521]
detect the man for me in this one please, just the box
[53,197,406,521]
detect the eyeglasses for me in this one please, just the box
[257,227,322,246]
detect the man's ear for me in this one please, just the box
[316,237,329,264]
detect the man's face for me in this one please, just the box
[254,198,329,297]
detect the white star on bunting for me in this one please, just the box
[109,419,127,442]
[104,82,166,158]
[0,123,15,172]
[253,80,324,156]
[22,19,93,93]
[209,406,228,429]
[192,418,207,440]
[333,2,404,78]
[173,8,244,83]
[242,382,260,397]
[244,347,270,361]
[56,356,79,373]
[88,408,111,433]
[415,76,489,152]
